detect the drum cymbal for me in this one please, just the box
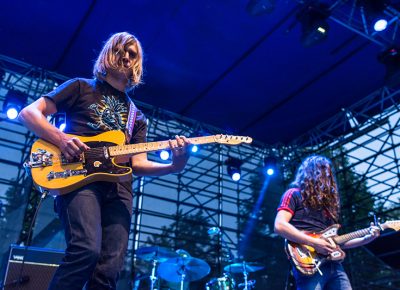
[136,246,178,262]
[158,256,211,282]
[224,262,265,273]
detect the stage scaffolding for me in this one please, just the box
[0,54,399,289]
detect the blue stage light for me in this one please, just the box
[264,156,277,176]
[373,19,388,31]
[6,107,19,120]
[266,168,275,176]
[191,145,199,153]
[160,150,170,160]
[225,157,243,182]
[3,89,27,120]
[54,113,67,132]
[232,172,241,181]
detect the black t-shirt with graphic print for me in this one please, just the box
[277,188,336,233]
[44,77,147,192]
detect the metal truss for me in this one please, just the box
[1,54,399,288]
[295,0,400,47]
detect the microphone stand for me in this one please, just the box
[208,227,235,276]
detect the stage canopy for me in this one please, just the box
[1,1,399,144]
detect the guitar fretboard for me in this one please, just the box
[333,228,371,245]
[108,136,218,157]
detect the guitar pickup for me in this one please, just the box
[47,169,87,180]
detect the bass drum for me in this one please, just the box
[205,273,235,290]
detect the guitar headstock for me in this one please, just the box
[380,220,400,231]
[214,135,253,145]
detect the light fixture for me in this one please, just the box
[296,3,330,47]
[159,150,170,161]
[191,145,199,153]
[2,89,27,120]
[359,0,388,32]
[378,46,400,88]
[54,113,67,132]
[225,157,243,182]
[263,156,277,176]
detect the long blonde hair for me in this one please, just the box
[293,155,340,221]
[93,32,143,87]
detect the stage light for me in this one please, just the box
[378,46,400,88]
[263,156,277,176]
[374,19,388,32]
[225,157,243,182]
[360,0,388,32]
[246,0,275,16]
[160,150,170,160]
[297,3,330,47]
[2,89,27,120]
[191,145,199,153]
[54,113,67,132]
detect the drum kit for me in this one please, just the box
[135,246,265,290]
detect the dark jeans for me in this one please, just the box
[293,261,352,290]
[48,182,133,290]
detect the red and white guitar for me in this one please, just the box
[285,221,400,276]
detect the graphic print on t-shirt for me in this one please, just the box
[87,95,128,131]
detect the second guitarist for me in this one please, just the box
[274,155,380,290]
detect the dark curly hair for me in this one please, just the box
[292,155,340,221]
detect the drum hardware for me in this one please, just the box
[157,256,211,290]
[223,261,265,290]
[205,273,235,290]
[136,246,179,290]
[238,279,256,289]
[207,227,235,276]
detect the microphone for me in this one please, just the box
[207,227,220,236]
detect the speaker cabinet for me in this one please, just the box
[2,244,64,290]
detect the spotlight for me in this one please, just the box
[359,0,388,32]
[225,157,243,182]
[2,89,27,120]
[191,145,199,153]
[160,150,170,161]
[373,19,388,32]
[246,0,275,16]
[263,156,277,176]
[297,3,330,47]
[378,46,400,88]
[54,113,67,132]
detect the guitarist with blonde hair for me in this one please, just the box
[274,155,380,289]
[18,32,191,290]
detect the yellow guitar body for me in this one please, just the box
[30,130,131,196]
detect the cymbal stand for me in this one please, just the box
[179,269,186,290]
[242,261,249,290]
[149,259,159,290]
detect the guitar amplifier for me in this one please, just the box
[2,244,64,290]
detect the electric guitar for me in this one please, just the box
[25,130,252,196]
[285,221,400,276]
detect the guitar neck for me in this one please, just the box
[333,227,372,245]
[108,135,218,157]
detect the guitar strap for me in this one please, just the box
[323,205,339,224]
[125,99,138,144]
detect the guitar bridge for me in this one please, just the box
[27,149,53,168]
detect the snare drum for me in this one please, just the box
[205,273,235,290]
